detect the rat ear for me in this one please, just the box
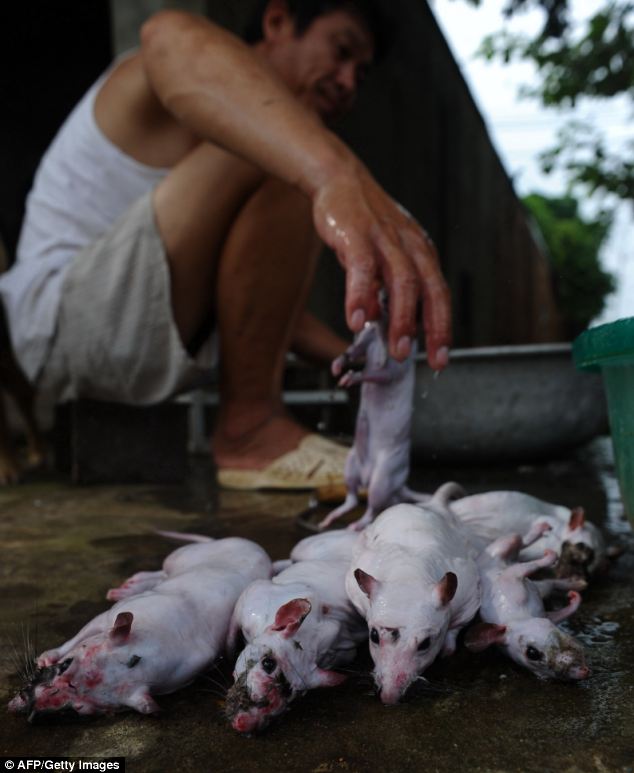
[464,623,507,652]
[569,507,585,531]
[110,611,133,644]
[271,598,312,637]
[433,572,457,607]
[354,568,380,599]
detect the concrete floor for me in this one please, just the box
[1,436,633,772]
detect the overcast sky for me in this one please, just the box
[430,0,633,324]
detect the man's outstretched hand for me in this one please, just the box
[312,164,452,370]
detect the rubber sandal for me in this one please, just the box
[217,434,350,491]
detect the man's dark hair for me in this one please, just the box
[243,0,389,60]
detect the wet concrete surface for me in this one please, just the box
[1,436,633,772]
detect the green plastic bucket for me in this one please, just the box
[573,317,634,521]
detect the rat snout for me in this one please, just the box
[376,671,410,705]
[226,671,291,734]
[552,646,590,681]
[229,686,290,734]
[568,663,591,680]
[377,685,400,706]
[8,691,30,713]
[231,710,263,735]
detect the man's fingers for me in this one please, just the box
[383,271,420,360]
[342,240,380,332]
[345,264,380,332]
[345,224,451,367]
[373,229,424,361]
[312,179,381,331]
[419,267,452,369]
[422,289,452,369]
[312,173,452,365]
[401,228,452,370]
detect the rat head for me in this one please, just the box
[354,568,457,704]
[226,642,294,734]
[227,598,346,733]
[556,508,603,580]
[466,619,590,681]
[9,612,157,720]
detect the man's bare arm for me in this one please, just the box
[140,11,451,367]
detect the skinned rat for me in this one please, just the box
[346,486,481,705]
[465,522,590,681]
[9,536,271,719]
[318,307,430,532]
[226,535,366,734]
[449,489,609,580]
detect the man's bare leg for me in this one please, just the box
[153,142,266,345]
[153,142,346,473]
[211,177,329,471]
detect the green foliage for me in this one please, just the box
[523,192,616,334]
[540,121,634,200]
[470,0,634,201]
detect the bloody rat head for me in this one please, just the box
[227,597,347,733]
[466,619,590,681]
[9,612,158,720]
[225,645,294,734]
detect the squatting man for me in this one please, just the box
[0,0,451,489]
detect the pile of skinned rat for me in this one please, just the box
[8,314,624,733]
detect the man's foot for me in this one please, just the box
[212,414,348,491]
[212,413,307,471]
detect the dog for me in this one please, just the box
[0,241,44,483]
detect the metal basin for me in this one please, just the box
[412,343,608,463]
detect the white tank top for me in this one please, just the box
[0,57,169,381]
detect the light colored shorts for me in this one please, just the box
[40,192,216,405]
